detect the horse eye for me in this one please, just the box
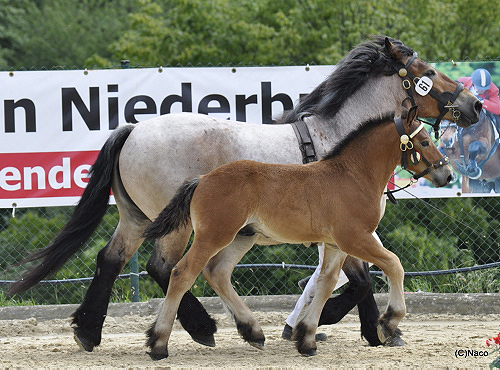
[424,69,436,78]
[421,140,430,147]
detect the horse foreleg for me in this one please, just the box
[294,246,347,356]
[147,239,224,360]
[318,256,372,325]
[202,235,265,349]
[147,230,217,347]
[72,220,146,352]
[336,231,406,345]
[319,249,404,345]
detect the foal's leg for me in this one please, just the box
[294,247,347,356]
[318,256,377,330]
[147,230,217,347]
[319,254,404,346]
[72,218,147,351]
[335,231,406,345]
[202,235,265,349]
[147,238,228,360]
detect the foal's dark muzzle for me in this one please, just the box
[429,161,453,188]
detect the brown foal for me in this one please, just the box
[143,106,452,359]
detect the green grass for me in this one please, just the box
[0,290,37,307]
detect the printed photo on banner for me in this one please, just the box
[394,61,500,198]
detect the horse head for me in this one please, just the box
[440,110,498,178]
[384,37,482,129]
[439,120,459,149]
[398,105,453,187]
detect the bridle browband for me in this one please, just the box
[385,116,450,199]
[389,52,465,138]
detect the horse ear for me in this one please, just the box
[407,105,418,125]
[384,37,397,57]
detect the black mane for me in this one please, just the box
[277,36,414,124]
[322,111,396,160]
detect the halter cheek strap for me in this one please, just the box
[394,117,424,169]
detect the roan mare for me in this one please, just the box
[9,36,480,352]
[142,106,453,359]
[439,110,500,192]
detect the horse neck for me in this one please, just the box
[305,74,406,157]
[323,121,401,194]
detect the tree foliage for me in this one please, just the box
[0,0,498,70]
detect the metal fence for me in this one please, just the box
[0,195,499,305]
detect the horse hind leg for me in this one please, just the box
[71,176,150,352]
[147,229,217,347]
[147,237,228,360]
[202,235,265,349]
[72,216,148,352]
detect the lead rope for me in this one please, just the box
[384,168,416,204]
[387,182,488,235]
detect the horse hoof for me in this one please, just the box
[191,333,216,347]
[74,333,94,352]
[147,349,169,361]
[385,335,406,347]
[376,324,388,344]
[248,339,265,350]
[298,347,317,357]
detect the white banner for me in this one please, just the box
[2,64,498,208]
[0,66,333,207]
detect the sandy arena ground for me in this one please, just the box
[1,311,499,369]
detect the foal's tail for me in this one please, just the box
[143,178,200,239]
[9,125,136,295]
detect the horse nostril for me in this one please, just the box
[447,174,453,183]
[474,100,483,114]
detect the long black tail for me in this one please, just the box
[9,125,136,295]
[143,178,200,239]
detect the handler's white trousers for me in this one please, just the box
[285,231,380,328]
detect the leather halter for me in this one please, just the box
[393,116,450,180]
[389,52,464,137]
[290,120,317,163]
[386,116,449,202]
[386,116,450,203]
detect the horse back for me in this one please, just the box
[118,113,302,219]
[191,159,380,246]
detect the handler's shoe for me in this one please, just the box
[281,324,327,341]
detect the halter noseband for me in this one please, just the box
[390,52,465,138]
[393,116,450,180]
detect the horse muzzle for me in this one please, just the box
[441,139,454,150]
[454,94,482,127]
[430,163,454,187]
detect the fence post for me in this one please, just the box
[121,59,140,302]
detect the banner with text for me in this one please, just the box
[1,62,498,207]
[1,66,333,207]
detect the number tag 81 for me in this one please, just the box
[415,76,433,96]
